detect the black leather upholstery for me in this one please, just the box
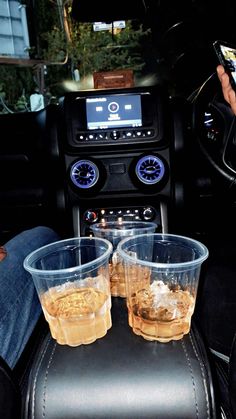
[0,356,21,419]
[24,298,218,419]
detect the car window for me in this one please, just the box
[2,0,236,115]
[0,0,154,114]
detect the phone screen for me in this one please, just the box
[213,40,236,88]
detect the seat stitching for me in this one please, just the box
[31,335,51,419]
[181,338,200,418]
[189,331,211,419]
[42,341,57,418]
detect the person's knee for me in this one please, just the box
[3,226,60,259]
[27,226,60,244]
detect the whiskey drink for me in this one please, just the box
[127,280,195,342]
[41,286,111,346]
[109,253,151,297]
[117,233,209,342]
[90,221,157,297]
[24,237,113,347]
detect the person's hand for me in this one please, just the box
[216,64,236,115]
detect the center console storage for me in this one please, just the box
[22,87,218,418]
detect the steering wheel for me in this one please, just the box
[191,72,236,188]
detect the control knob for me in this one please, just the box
[140,206,155,221]
[84,210,98,224]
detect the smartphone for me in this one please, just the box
[213,40,236,90]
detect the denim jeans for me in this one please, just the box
[0,226,60,368]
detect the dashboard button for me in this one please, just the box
[76,133,87,141]
[96,132,106,140]
[110,130,120,140]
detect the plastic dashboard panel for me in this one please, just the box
[57,84,184,236]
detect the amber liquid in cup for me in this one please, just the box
[41,284,111,346]
[90,221,157,298]
[127,280,195,342]
[109,251,126,297]
[109,251,152,297]
[118,233,208,342]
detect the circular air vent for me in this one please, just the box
[70,160,99,189]
[135,155,165,185]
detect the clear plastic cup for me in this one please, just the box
[24,237,113,346]
[90,221,157,297]
[117,233,209,342]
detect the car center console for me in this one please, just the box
[22,86,219,419]
[58,85,173,236]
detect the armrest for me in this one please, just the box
[24,298,217,419]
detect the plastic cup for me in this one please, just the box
[90,221,157,297]
[117,233,209,342]
[24,237,113,346]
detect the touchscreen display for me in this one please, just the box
[86,94,142,130]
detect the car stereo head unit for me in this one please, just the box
[62,86,165,147]
[86,93,142,130]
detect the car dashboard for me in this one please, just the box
[0,74,236,419]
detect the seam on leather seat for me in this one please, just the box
[42,342,57,418]
[32,335,52,419]
[181,338,200,418]
[189,331,210,419]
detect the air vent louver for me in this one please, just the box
[135,155,165,185]
[70,160,99,189]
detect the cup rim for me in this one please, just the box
[90,220,157,234]
[23,236,113,276]
[117,233,209,269]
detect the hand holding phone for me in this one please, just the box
[213,40,236,91]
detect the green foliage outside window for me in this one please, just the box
[0,0,151,113]
[41,6,151,78]
[65,20,150,78]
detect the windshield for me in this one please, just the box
[0,0,156,113]
[1,0,236,113]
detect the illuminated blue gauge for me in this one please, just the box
[70,160,99,189]
[135,155,165,185]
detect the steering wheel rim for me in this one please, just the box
[191,72,236,185]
